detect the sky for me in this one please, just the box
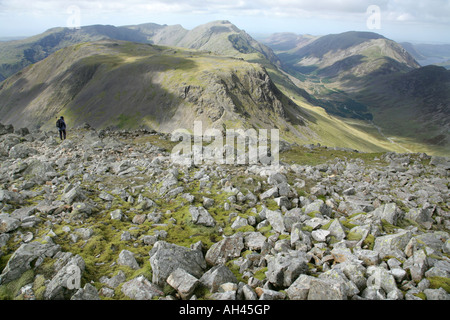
[0,0,449,44]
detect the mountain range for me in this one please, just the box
[0,20,448,156]
[261,31,450,155]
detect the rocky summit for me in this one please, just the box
[0,122,449,301]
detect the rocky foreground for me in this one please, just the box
[0,122,449,300]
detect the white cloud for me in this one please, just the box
[0,0,449,42]
[0,0,446,21]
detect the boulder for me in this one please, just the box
[117,249,140,270]
[429,156,450,169]
[259,186,278,200]
[8,144,37,159]
[244,232,267,251]
[265,251,309,288]
[424,288,450,300]
[255,287,286,300]
[366,265,402,298]
[167,268,199,300]
[0,241,61,285]
[303,199,332,217]
[205,233,244,266]
[264,208,286,233]
[231,216,248,230]
[44,254,86,300]
[372,203,403,226]
[0,123,14,135]
[286,274,315,300]
[149,241,207,287]
[307,278,348,300]
[71,283,101,300]
[311,229,330,242]
[199,264,238,293]
[0,213,21,233]
[353,249,380,267]
[189,206,215,227]
[373,230,412,259]
[121,275,164,300]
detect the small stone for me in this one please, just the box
[307,278,347,300]
[117,249,140,270]
[110,209,123,220]
[132,214,147,224]
[199,265,238,293]
[121,275,164,300]
[311,229,330,242]
[189,206,215,227]
[167,268,199,300]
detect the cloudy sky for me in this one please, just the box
[1,0,449,43]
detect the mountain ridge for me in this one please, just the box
[262,29,449,155]
[0,21,448,155]
[0,20,281,80]
[0,40,304,137]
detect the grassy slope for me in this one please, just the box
[1,22,446,155]
[0,40,302,142]
[50,42,265,131]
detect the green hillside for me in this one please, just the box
[0,22,448,156]
[0,40,412,154]
[263,30,449,156]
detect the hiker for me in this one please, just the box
[56,116,67,140]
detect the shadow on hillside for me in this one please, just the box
[0,76,52,129]
[56,53,200,131]
[0,49,201,131]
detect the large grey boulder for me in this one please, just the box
[264,208,286,233]
[303,199,332,217]
[167,268,199,300]
[265,251,309,288]
[62,186,86,204]
[244,232,267,251]
[199,264,238,293]
[307,278,348,300]
[286,274,315,300]
[373,229,412,259]
[319,268,360,298]
[0,123,14,135]
[327,219,346,242]
[256,287,286,300]
[0,213,21,233]
[189,206,216,227]
[8,144,37,159]
[424,288,450,300]
[0,241,61,285]
[22,159,56,181]
[0,189,23,204]
[366,265,403,299]
[353,249,380,267]
[205,233,244,266]
[117,249,140,270]
[149,241,207,287]
[44,254,86,300]
[101,270,127,289]
[372,203,403,225]
[71,283,101,300]
[429,156,450,169]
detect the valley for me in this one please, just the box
[0,19,449,302]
